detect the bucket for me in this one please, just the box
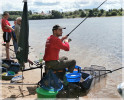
[36,87,58,98]
[66,73,81,82]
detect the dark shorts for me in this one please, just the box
[3,32,11,43]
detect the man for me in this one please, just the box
[43,25,76,73]
[14,17,33,67]
[11,20,18,53]
[1,12,14,60]
[14,17,22,44]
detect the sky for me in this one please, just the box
[0,0,123,13]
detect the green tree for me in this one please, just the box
[80,11,86,17]
[88,10,93,17]
[100,9,104,14]
[106,11,111,16]
[70,12,73,16]
[98,9,105,17]
[111,11,117,16]
[98,13,102,17]
[93,8,98,17]
[5,8,123,20]
[74,10,79,15]
[29,10,32,15]
[79,9,82,12]
[51,10,63,19]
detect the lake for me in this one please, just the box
[10,16,123,99]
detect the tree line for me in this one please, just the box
[4,8,123,21]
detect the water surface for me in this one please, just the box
[9,16,122,98]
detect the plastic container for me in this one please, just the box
[9,64,20,74]
[73,65,81,73]
[1,71,15,80]
[117,82,124,98]
[7,71,15,75]
[39,53,43,63]
[66,73,81,82]
[0,67,7,72]
[36,87,58,98]
[66,65,81,73]
[80,73,93,90]
[11,75,23,83]
[2,59,14,66]
[2,63,9,68]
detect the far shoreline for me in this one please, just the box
[8,16,123,21]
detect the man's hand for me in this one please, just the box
[64,39,68,43]
[68,38,72,42]
[6,25,14,31]
[61,35,68,41]
[4,27,7,29]
[12,28,14,32]
[64,38,72,43]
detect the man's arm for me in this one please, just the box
[5,25,14,31]
[2,19,14,31]
[14,25,20,41]
[55,39,70,51]
[61,35,68,41]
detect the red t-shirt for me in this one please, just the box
[43,35,70,61]
[1,19,11,32]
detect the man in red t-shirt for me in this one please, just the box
[43,25,76,73]
[1,12,14,60]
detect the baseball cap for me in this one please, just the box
[52,25,66,31]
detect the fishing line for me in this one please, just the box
[67,0,107,37]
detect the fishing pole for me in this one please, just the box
[67,0,107,37]
[0,83,37,85]
[2,43,31,53]
[3,45,15,52]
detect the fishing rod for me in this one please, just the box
[1,67,123,85]
[2,43,31,53]
[2,44,35,65]
[0,83,37,85]
[3,45,15,52]
[67,0,107,37]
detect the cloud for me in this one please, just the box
[0,0,3,13]
[2,0,23,12]
[34,1,59,6]
[1,0,122,13]
[106,0,121,4]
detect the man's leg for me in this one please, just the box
[13,39,18,54]
[58,60,76,73]
[45,56,68,69]
[6,42,10,60]
[46,59,76,73]
[3,32,11,60]
[59,56,68,61]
